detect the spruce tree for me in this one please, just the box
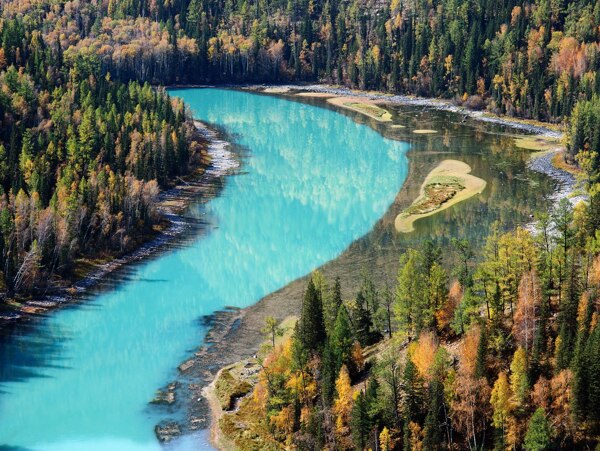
[403,358,424,425]
[321,339,338,406]
[332,305,354,371]
[475,324,488,379]
[324,275,343,335]
[524,408,552,451]
[585,325,600,422]
[351,391,371,450]
[423,379,444,450]
[297,278,326,353]
[354,290,381,346]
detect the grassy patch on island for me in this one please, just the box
[404,176,465,216]
[395,160,486,233]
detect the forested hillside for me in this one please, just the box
[222,199,600,449]
[0,1,204,295]
[181,0,600,122]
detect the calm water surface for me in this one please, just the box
[0,89,410,449]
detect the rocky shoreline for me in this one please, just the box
[0,122,238,329]
[527,150,586,206]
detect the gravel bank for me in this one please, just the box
[528,150,586,206]
[251,84,563,138]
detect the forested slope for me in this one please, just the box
[221,202,600,450]
[0,1,204,295]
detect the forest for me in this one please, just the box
[223,196,600,449]
[0,2,205,295]
[1,0,600,296]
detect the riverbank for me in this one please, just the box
[395,160,487,233]
[528,149,586,206]
[0,122,238,329]
[247,84,563,138]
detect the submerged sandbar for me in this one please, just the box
[395,159,487,233]
[296,92,393,122]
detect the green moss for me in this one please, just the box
[215,369,253,411]
[343,102,392,120]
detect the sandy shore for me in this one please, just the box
[327,96,392,121]
[395,160,487,233]
[296,92,393,121]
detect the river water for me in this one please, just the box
[0,88,410,449]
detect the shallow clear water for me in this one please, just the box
[0,89,409,449]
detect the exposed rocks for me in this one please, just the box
[214,369,253,411]
[528,150,587,205]
[151,382,178,405]
[155,421,182,442]
[178,359,195,373]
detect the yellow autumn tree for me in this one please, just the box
[510,347,529,408]
[333,365,354,446]
[380,426,392,451]
[491,371,512,442]
[410,330,439,382]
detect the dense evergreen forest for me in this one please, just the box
[224,199,600,449]
[0,1,204,295]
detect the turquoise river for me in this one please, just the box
[0,89,410,449]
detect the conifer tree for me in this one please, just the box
[510,347,529,409]
[297,278,326,353]
[351,390,371,450]
[524,408,552,451]
[324,275,343,334]
[332,305,354,372]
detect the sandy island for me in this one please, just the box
[297,92,393,122]
[395,160,487,233]
[514,135,562,152]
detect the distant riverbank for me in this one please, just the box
[248,84,564,139]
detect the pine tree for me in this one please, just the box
[321,339,338,406]
[332,305,353,372]
[423,378,445,449]
[395,249,428,339]
[524,408,552,451]
[351,390,371,450]
[324,275,343,334]
[354,289,381,346]
[585,325,600,422]
[475,324,488,379]
[297,278,326,353]
[403,358,424,425]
